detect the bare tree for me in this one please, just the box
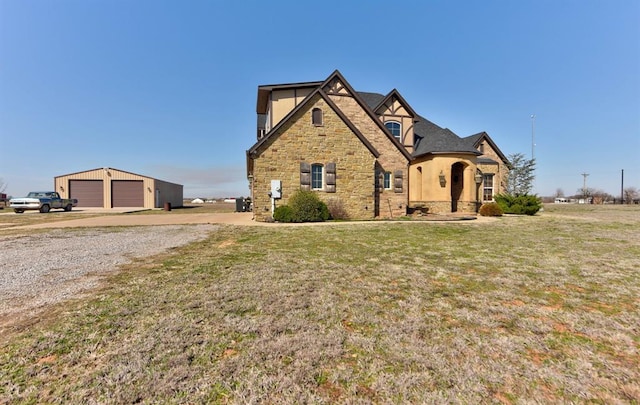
[590,189,612,204]
[0,178,7,194]
[555,188,564,198]
[623,187,639,204]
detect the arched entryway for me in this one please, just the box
[415,166,422,200]
[451,162,465,212]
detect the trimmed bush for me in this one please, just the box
[494,193,542,216]
[287,190,330,222]
[273,205,295,223]
[479,202,504,217]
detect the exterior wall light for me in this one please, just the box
[439,170,446,187]
[475,169,483,185]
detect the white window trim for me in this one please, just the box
[311,164,324,190]
[385,121,402,142]
[483,173,494,201]
[383,172,392,190]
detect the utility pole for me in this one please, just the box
[531,114,536,193]
[621,169,624,204]
[531,114,536,161]
[581,172,589,199]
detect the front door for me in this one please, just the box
[451,163,464,212]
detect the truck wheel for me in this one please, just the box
[40,205,50,213]
[14,209,24,214]
[64,204,72,212]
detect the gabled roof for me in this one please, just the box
[322,70,412,161]
[54,167,183,186]
[252,70,502,162]
[372,89,419,119]
[256,80,323,114]
[463,131,510,165]
[248,86,380,159]
[357,91,477,156]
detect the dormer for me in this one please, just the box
[256,81,322,139]
[371,90,418,153]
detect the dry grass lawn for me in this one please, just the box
[1,204,638,403]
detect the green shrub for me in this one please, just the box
[273,205,295,222]
[479,202,504,216]
[287,190,330,222]
[494,194,542,215]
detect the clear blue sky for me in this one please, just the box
[1,0,638,198]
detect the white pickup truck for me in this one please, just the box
[9,191,78,214]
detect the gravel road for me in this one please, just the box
[0,224,217,333]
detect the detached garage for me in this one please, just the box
[54,167,183,209]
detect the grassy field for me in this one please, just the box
[1,204,638,403]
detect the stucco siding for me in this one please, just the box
[409,155,479,214]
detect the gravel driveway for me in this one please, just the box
[0,224,217,334]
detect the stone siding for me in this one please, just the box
[329,94,409,218]
[478,142,509,194]
[251,94,376,222]
[410,200,477,215]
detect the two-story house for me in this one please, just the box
[246,70,509,222]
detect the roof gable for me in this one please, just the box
[248,88,380,158]
[464,131,510,165]
[320,70,412,161]
[372,89,419,119]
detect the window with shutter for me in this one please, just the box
[300,162,311,190]
[394,170,403,193]
[325,162,336,193]
[311,164,323,190]
[383,172,391,189]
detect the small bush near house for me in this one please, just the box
[289,190,330,222]
[479,202,503,216]
[325,198,349,220]
[273,205,294,223]
[494,194,542,215]
[274,190,330,223]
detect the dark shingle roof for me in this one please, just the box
[462,132,510,165]
[356,92,386,110]
[477,157,498,164]
[357,91,479,156]
[413,119,480,156]
[463,132,484,146]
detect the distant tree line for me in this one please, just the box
[544,186,639,204]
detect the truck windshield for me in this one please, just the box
[27,192,48,198]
